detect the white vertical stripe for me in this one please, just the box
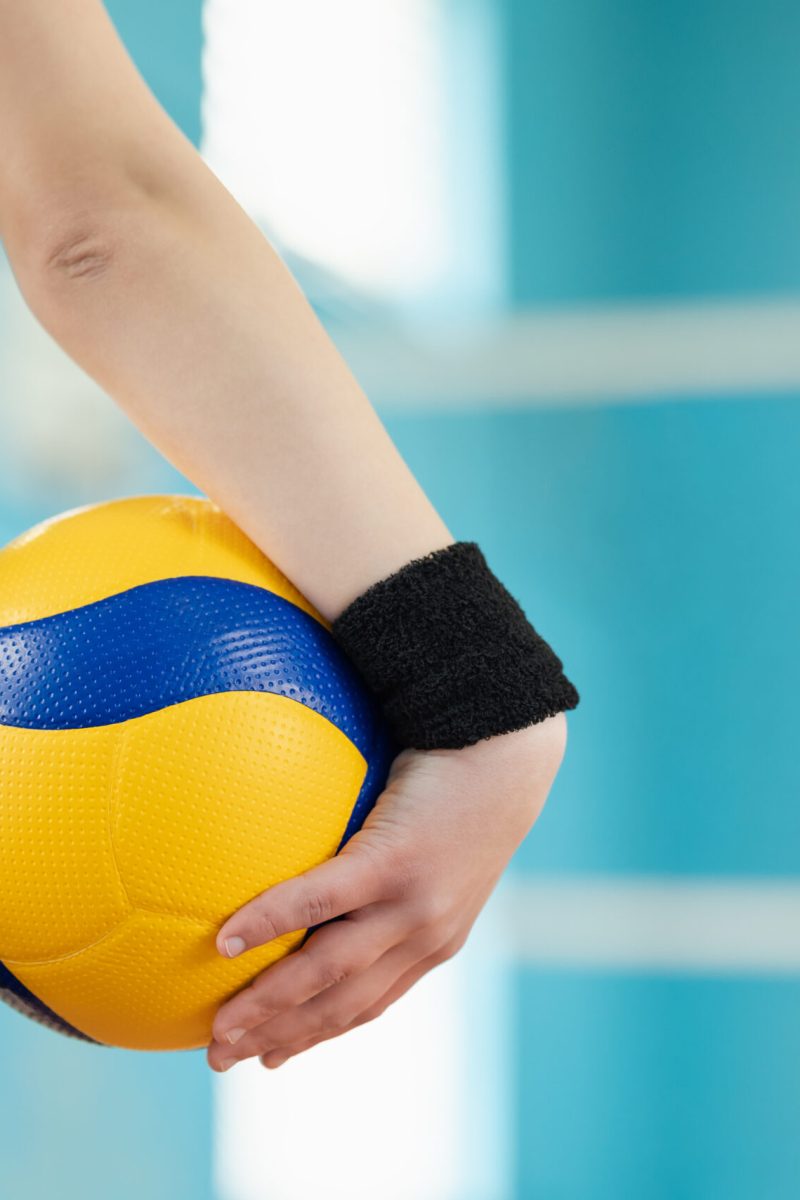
[201,0,451,304]
[214,902,511,1200]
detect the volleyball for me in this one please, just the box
[0,495,394,1051]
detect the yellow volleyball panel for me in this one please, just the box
[9,909,302,1050]
[0,723,130,961]
[112,691,368,923]
[0,494,322,625]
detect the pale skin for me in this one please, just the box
[0,0,568,1070]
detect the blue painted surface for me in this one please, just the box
[505,0,800,304]
[0,1007,215,1200]
[104,0,203,146]
[514,969,800,1199]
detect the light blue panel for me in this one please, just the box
[0,1005,214,1200]
[514,969,800,1199]
[384,393,800,875]
[104,0,203,145]
[504,0,800,303]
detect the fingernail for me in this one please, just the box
[225,1027,246,1046]
[224,936,246,958]
[218,1058,237,1072]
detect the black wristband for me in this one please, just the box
[331,541,579,751]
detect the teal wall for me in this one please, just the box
[512,973,800,1199]
[105,0,203,147]
[0,1023,213,1200]
[506,0,800,304]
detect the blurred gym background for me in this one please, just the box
[2,1,800,1196]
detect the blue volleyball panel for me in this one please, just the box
[0,576,385,761]
[0,962,96,1043]
[340,718,397,850]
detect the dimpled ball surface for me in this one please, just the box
[0,496,393,1050]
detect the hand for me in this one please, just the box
[206,713,568,1072]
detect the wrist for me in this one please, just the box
[402,715,567,838]
[333,542,579,751]
[426,712,567,769]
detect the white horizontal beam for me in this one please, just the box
[504,877,800,973]
[331,296,800,408]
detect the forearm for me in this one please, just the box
[0,2,451,620]
[7,188,451,618]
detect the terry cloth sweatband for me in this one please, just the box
[331,541,579,751]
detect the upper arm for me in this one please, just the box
[0,0,198,251]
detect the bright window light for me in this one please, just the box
[214,898,512,1200]
[201,0,504,313]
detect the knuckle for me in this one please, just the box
[415,888,451,927]
[251,988,280,1023]
[384,850,418,900]
[302,889,333,928]
[340,834,377,867]
[314,960,351,992]
[349,834,413,900]
[252,910,281,944]
[345,840,384,886]
[250,969,290,1016]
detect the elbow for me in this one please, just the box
[41,224,118,282]
[19,202,127,292]
[5,183,151,308]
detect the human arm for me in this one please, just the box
[0,0,569,1067]
[0,0,452,615]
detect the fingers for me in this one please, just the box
[216,841,384,959]
[212,905,403,1046]
[208,938,418,1072]
[259,952,444,1069]
[208,933,460,1072]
